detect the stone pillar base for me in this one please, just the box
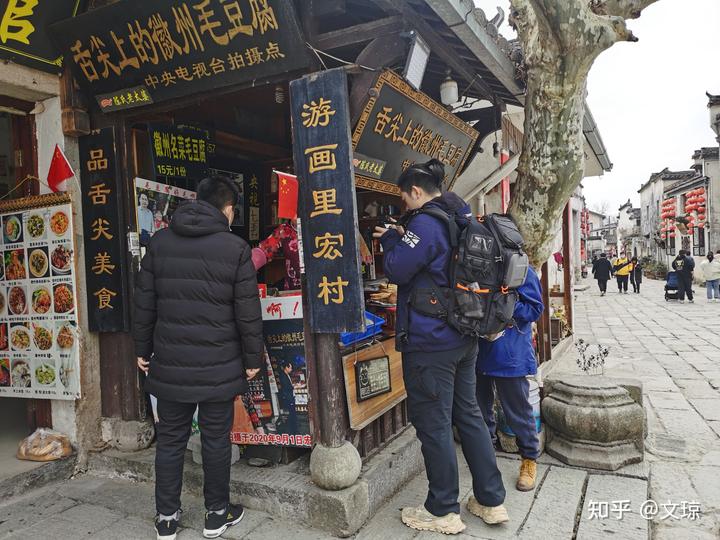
[545,433,641,471]
[541,376,645,471]
[100,418,154,452]
[310,441,362,491]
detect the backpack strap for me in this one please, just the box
[483,214,507,287]
[396,207,459,346]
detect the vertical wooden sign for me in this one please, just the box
[79,127,129,332]
[290,68,364,333]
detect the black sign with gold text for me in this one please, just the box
[290,68,364,334]
[50,0,310,110]
[79,127,129,332]
[352,70,479,195]
[148,123,212,181]
[0,0,81,72]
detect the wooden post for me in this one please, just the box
[562,203,574,333]
[538,262,552,363]
[315,334,351,447]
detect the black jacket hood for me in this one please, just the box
[170,200,229,237]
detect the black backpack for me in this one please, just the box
[408,210,529,337]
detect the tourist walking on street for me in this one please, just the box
[630,256,643,294]
[700,251,720,302]
[134,176,264,540]
[593,253,613,296]
[375,159,507,535]
[476,267,543,492]
[672,249,696,303]
[614,252,632,294]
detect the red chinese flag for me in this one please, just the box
[47,144,75,193]
[276,171,298,220]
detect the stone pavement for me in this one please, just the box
[2,277,718,539]
[562,276,720,539]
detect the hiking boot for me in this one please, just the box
[400,505,466,534]
[466,496,510,525]
[155,514,179,540]
[203,504,244,538]
[516,458,537,491]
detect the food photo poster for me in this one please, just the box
[0,203,81,400]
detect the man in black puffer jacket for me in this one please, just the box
[134,176,263,540]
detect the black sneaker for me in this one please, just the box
[203,504,245,538]
[155,515,179,540]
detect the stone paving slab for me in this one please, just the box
[576,475,648,540]
[517,467,586,539]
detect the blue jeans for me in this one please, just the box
[707,279,720,299]
[476,375,540,460]
[403,341,506,516]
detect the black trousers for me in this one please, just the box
[155,399,234,515]
[617,275,629,292]
[677,272,694,301]
[403,341,506,516]
[631,277,641,293]
[476,375,540,460]
[597,279,608,293]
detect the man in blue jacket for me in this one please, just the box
[374,159,507,535]
[477,267,544,492]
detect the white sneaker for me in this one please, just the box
[466,496,510,525]
[401,506,466,534]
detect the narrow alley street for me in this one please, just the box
[1,277,719,540]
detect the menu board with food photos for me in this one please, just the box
[0,196,80,400]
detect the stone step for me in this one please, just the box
[86,427,423,538]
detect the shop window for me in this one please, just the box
[693,227,706,256]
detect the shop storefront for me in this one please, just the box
[40,0,495,478]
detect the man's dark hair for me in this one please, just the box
[398,158,445,195]
[281,361,293,370]
[197,175,239,211]
[600,253,607,258]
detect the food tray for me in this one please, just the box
[340,311,385,346]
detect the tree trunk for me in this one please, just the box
[507,0,660,267]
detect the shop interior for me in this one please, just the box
[125,78,404,459]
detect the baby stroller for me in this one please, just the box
[665,271,679,301]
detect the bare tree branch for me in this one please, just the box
[590,0,662,19]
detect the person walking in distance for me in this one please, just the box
[699,251,720,302]
[374,159,507,535]
[134,176,264,540]
[613,252,632,294]
[672,249,696,303]
[592,253,613,296]
[630,256,643,294]
[476,267,543,492]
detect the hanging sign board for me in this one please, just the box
[148,124,211,181]
[49,0,310,111]
[351,70,479,195]
[79,127,130,332]
[0,193,82,400]
[290,67,364,334]
[0,0,81,72]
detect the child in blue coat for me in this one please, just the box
[477,266,544,492]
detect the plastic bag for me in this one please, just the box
[16,428,72,462]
